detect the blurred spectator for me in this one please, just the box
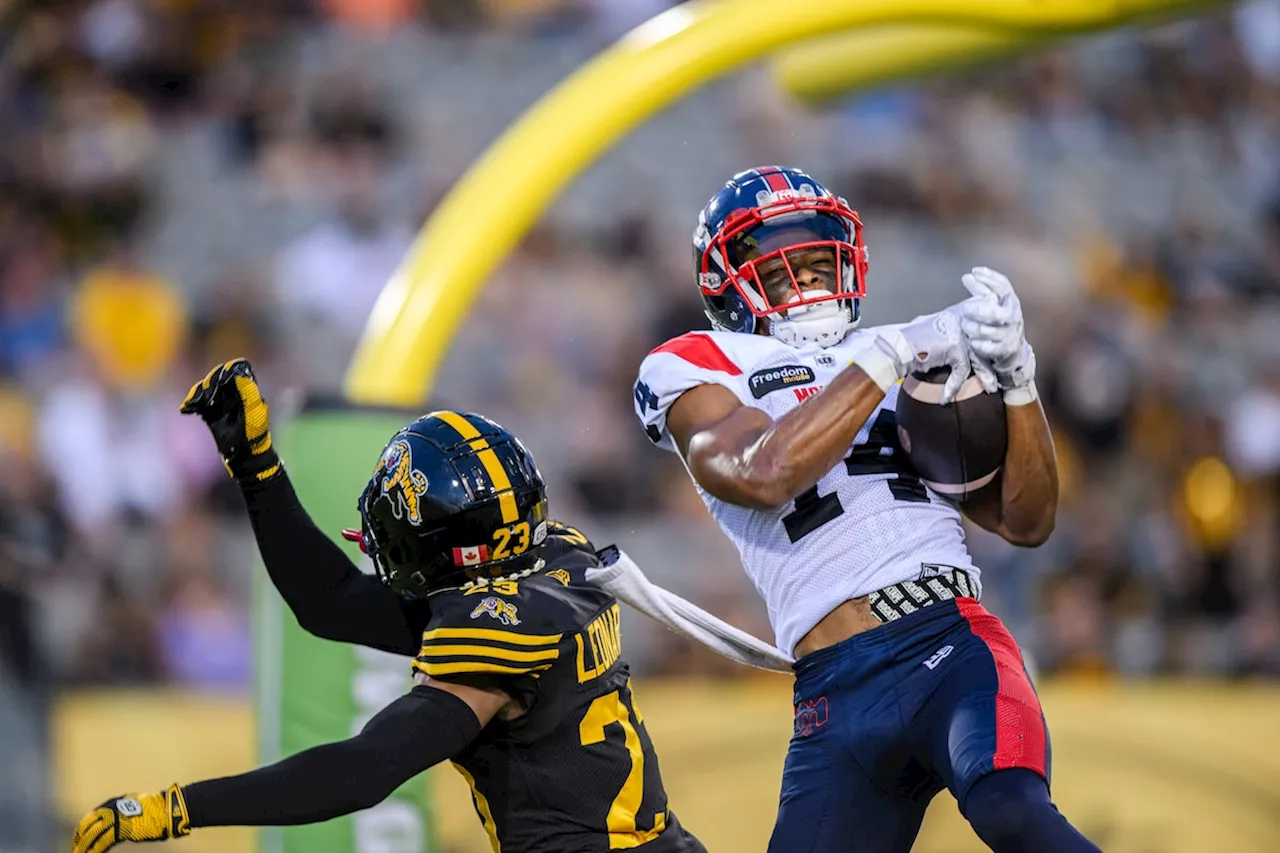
[156,508,251,693]
[1225,363,1280,478]
[35,347,195,542]
[1040,572,1111,678]
[156,570,252,693]
[69,570,165,687]
[70,238,188,393]
[274,144,413,393]
[0,226,66,383]
[188,268,280,370]
[321,0,419,35]
[0,448,65,688]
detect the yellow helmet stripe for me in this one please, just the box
[428,411,520,523]
[430,409,481,439]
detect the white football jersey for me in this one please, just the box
[634,328,980,656]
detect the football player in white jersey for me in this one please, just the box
[633,167,1100,853]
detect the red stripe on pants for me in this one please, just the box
[956,598,1047,776]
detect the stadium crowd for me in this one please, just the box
[2,0,1279,724]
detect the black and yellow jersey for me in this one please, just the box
[413,522,704,853]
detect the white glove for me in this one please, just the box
[854,308,971,404]
[960,267,1038,405]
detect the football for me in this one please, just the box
[895,367,1007,502]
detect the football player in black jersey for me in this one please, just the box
[71,359,706,853]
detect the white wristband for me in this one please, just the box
[1002,381,1039,407]
[849,333,908,393]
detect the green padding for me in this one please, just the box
[253,405,436,853]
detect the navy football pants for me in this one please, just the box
[767,598,1099,853]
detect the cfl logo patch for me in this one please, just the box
[794,697,829,738]
[923,644,954,670]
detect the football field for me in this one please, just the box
[54,678,1280,852]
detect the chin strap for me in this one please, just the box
[771,300,857,348]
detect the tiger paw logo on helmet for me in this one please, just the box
[471,596,521,625]
[376,439,429,525]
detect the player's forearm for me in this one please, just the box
[731,326,954,507]
[714,363,886,508]
[991,399,1058,546]
[184,740,402,826]
[182,687,480,827]
[241,472,423,653]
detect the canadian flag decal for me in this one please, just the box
[452,545,489,567]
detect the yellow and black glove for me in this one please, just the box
[72,784,191,853]
[180,358,282,485]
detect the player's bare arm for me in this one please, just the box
[180,359,427,654]
[664,250,889,507]
[963,400,1058,546]
[955,267,1059,547]
[667,364,887,509]
[669,311,972,509]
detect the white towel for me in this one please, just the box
[586,548,795,673]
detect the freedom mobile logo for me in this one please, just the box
[749,365,816,399]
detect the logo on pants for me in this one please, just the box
[794,697,829,737]
[923,644,954,670]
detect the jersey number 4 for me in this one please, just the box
[781,410,929,543]
[579,681,666,848]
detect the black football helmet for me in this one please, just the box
[345,411,549,600]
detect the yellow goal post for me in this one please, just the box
[342,0,1233,407]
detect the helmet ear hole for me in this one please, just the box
[704,290,755,334]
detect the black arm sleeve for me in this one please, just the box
[241,472,428,654]
[183,686,482,827]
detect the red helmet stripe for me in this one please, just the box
[763,170,790,192]
[650,333,742,375]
